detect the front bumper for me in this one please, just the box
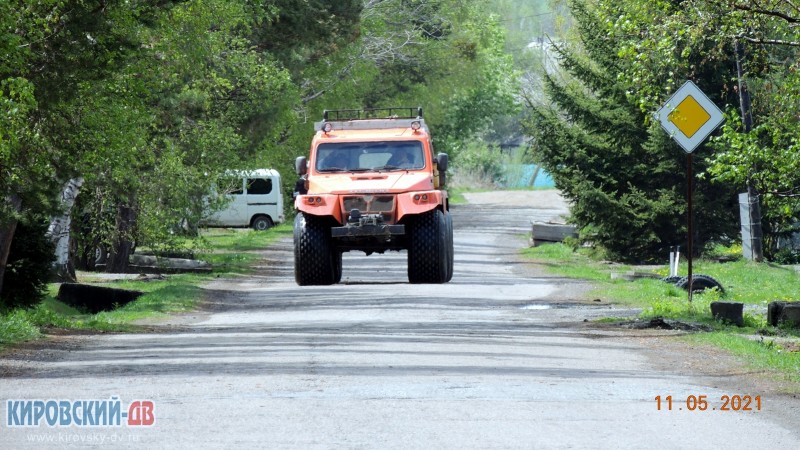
[331,223,405,238]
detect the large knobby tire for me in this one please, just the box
[294,213,337,286]
[408,209,450,284]
[675,274,725,294]
[333,250,343,284]
[444,210,454,282]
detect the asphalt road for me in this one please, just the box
[1,191,799,449]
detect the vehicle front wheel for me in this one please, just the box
[294,213,337,285]
[407,209,450,284]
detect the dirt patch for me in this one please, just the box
[621,317,713,332]
[463,190,571,217]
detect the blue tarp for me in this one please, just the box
[501,164,555,188]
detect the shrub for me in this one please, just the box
[1,220,55,309]
[451,142,504,187]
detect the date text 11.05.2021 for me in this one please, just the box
[655,395,761,411]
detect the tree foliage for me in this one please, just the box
[591,0,800,259]
[523,0,739,262]
[0,0,520,300]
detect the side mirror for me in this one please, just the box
[295,156,307,176]
[436,153,448,187]
[436,153,448,172]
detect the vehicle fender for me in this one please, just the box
[396,190,446,222]
[294,194,343,223]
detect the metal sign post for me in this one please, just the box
[656,81,725,303]
[686,153,693,303]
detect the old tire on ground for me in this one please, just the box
[408,209,449,284]
[252,215,274,231]
[660,275,682,284]
[675,274,725,294]
[294,213,336,285]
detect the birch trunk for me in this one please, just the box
[46,178,84,282]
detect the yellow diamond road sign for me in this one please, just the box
[657,80,724,153]
[668,96,710,138]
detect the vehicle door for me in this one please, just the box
[212,176,248,225]
[245,176,278,220]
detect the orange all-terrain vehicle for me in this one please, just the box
[293,107,453,285]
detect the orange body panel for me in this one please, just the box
[396,190,446,222]
[294,194,343,223]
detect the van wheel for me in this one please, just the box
[252,215,274,231]
[294,213,336,285]
[408,209,449,284]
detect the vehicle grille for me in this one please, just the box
[343,195,395,214]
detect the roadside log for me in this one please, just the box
[57,283,143,313]
[529,222,577,247]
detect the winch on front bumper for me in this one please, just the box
[331,210,405,239]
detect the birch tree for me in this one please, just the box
[46,178,84,282]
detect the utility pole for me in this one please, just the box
[735,40,764,262]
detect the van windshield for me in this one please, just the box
[316,141,425,172]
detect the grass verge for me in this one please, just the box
[522,243,799,319]
[522,242,800,384]
[0,225,292,349]
[686,332,800,387]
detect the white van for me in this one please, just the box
[202,169,285,230]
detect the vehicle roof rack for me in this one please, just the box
[314,107,427,132]
[323,107,423,121]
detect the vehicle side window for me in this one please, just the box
[247,178,272,195]
[218,178,243,195]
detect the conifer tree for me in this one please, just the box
[523,0,738,262]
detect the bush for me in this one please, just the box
[450,142,504,187]
[0,220,55,309]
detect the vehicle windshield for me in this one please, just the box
[315,141,425,172]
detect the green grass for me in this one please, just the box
[522,243,800,316]
[200,224,292,252]
[522,243,620,281]
[91,277,202,325]
[686,332,800,387]
[447,187,469,205]
[522,242,800,385]
[0,309,42,344]
[0,225,290,349]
